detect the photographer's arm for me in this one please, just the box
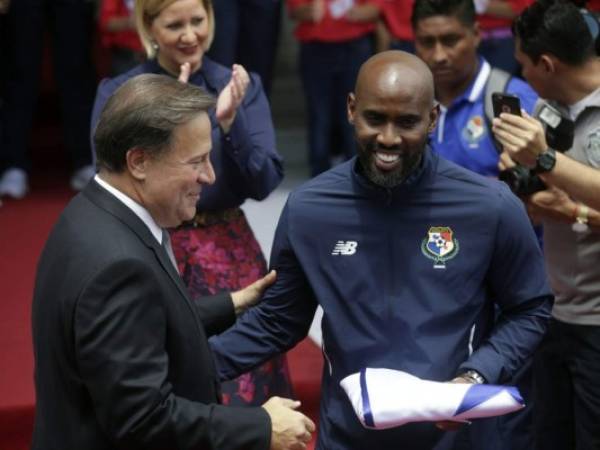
[494,111,600,212]
[525,187,600,232]
[537,153,600,214]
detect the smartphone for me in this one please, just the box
[492,92,522,118]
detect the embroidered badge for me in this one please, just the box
[585,127,600,168]
[462,116,486,148]
[421,226,459,269]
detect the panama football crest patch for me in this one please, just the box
[421,226,459,269]
[462,115,486,148]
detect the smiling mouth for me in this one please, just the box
[375,151,400,163]
[179,46,198,54]
[373,151,403,172]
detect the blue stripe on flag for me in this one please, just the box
[360,369,374,427]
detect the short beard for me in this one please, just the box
[357,142,425,189]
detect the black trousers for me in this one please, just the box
[0,0,96,173]
[533,318,600,450]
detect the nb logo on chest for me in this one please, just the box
[332,241,358,256]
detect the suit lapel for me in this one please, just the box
[83,181,196,312]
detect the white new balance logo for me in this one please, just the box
[331,240,358,255]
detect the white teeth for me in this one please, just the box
[376,152,400,163]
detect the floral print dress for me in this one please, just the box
[170,208,293,406]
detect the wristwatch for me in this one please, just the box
[534,148,556,173]
[460,370,486,384]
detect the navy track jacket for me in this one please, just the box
[211,150,553,449]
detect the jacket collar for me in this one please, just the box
[83,180,191,300]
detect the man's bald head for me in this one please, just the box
[354,51,435,109]
[347,50,439,188]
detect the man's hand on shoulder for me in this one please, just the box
[230,270,276,316]
[263,397,315,450]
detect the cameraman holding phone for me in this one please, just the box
[492,1,600,449]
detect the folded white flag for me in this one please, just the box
[340,368,525,429]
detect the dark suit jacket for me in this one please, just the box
[31,180,271,450]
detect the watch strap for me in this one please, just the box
[460,370,486,384]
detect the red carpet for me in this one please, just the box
[0,175,322,449]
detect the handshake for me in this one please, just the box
[263,397,315,450]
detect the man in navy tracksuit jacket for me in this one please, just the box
[211,51,553,449]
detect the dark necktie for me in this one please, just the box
[161,229,179,273]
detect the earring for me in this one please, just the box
[152,41,159,51]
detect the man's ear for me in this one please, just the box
[125,147,150,181]
[347,92,356,125]
[539,54,556,74]
[428,103,440,133]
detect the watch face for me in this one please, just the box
[536,149,556,173]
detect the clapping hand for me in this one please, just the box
[216,64,250,133]
[178,62,192,83]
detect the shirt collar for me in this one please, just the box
[94,175,164,245]
[443,58,491,109]
[467,59,491,103]
[568,86,600,120]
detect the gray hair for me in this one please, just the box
[94,74,216,172]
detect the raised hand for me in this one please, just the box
[216,64,250,133]
[492,110,548,168]
[178,62,192,83]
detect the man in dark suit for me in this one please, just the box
[31,73,314,450]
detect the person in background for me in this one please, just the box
[207,0,282,98]
[0,0,97,199]
[288,0,379,177]
[475,0,530,74]
[412,0,537,177]
[493,1,600,447]
[98,0,146,76]
[378,0,416,53]
[91,0,292,407]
